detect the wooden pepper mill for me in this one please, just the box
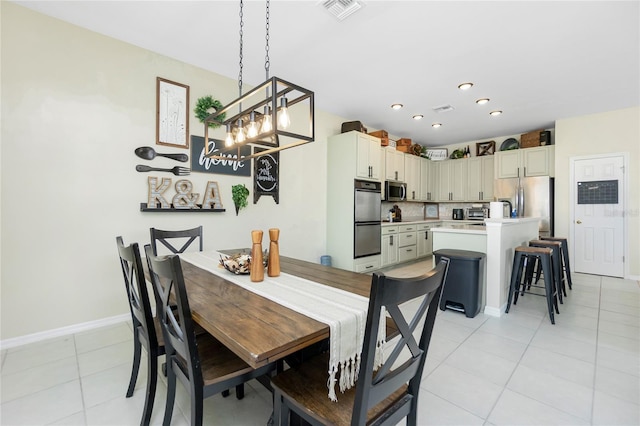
[250,230,264,282]
[268,228,280,277]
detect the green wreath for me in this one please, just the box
[194,95,226,128]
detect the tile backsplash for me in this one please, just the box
[381,201,490,221]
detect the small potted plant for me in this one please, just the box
[231,184,249,216]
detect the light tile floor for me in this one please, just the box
[1,259,639,425]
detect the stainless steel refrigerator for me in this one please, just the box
[494,176,554,237]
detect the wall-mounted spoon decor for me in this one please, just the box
[134,146,188,162]
[135,165,190,176]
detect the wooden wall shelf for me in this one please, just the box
[140,203,225,212]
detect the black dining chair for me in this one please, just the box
[270,258,449,426]
[150,226,203,256]
[144,244,276,426]
[116,236,165,426]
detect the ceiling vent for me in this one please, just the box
[433,104,455,113]
[321,0,363,21]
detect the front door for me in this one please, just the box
[572,155,625,277]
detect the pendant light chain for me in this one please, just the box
[264,0,270,80]
[238,0,244,98]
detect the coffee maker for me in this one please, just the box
[452,209,464,220]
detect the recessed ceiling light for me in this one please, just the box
[391,103,403,110]
[432,123,442,128]
[489,110,503,116]
[413,114,424,120]
[476,98,490,105]
[458,82,474,90]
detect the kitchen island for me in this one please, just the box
[432,217,540,317]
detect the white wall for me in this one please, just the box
[0,3,344,340]
[555,107,640,278]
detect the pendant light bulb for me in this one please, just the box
[236,119,246,143]
[247,111,258,138]
[261,106,273,133]
[225,124,234,147]
[278,97,290,129]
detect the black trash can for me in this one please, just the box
[434,249,486,318]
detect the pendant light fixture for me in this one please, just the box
[204,0,315,162]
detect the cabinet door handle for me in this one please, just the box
[425,231,428,240]
[395,171,398,180]
[523,166,527,176]
[390,235,394,245]
[365,265,374,269]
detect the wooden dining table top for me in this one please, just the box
[174,252,374,369]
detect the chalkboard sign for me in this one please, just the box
[577,180,618,204]
[253,147,279,204]
[190,135,251,176]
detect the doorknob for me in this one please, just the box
[576,220,582,224]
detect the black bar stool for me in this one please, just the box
[506,246,558,324]
[541,236,573,290]
[528,239,566,304]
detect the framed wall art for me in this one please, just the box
[156,77,189,149]
[476,140,496,156]
[425,148,448,161]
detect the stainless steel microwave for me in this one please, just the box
[384,180,407,201]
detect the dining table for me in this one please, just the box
[156,249,378,370]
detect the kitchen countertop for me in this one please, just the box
[431,223,487,234]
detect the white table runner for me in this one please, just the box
[179,250,385,401]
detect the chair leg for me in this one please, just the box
[126,332,142,398]
[141,349,158,426]
[562,242,573,290]
[540,255,556,324]
[221,389,230,398]
[235,384,245,400]
[506,253,523,313]
[163,360,176,426]
[273,390,283,426]
[191,383,204,426]
[512,255,526,305]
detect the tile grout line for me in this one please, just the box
[590,276,603,425]
[73,333,89,425]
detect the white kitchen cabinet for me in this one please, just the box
[438,159,467,201]
[398,224,417,262]
[356,133,382,180]
[327,131,383,272]
[384,149,405,182]
[416,223,433,257]
[467,156,494,201]
[495,145,555,178]
[381,225,399,267]
[404,155,421,201]
[420,159,438,201]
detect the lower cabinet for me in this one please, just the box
[353,255,381,273]
[381,226,399,267]
[398,224,417,263]
[416,223,433,257]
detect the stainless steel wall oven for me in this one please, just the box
[354,180,381,258]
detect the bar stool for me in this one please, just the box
[506,246,558,324]
[541,236,573,290]
[528,239,566,304]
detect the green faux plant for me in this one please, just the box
[231,184,250,216]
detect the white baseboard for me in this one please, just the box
[0,314,130,350]
[483,304,505,318]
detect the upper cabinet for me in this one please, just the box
[326,131,382,181]
[467,156,494,202]
[438,159,467,201]
[420,159,438,202]
[404,155,421,201]
[495,145,555,178]
[384,149,405,182]
[355,133,382,180]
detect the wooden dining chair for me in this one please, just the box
[150,226,203,256]
[271,259,450,426]
[116,236,165,426]
[144,244,276,426]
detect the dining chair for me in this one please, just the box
[116,236,165,426]
[271,258,450,426]
[150,226,203,255]
[144,244,277,426]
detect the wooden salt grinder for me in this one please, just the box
[268,228,280,277]
[250,230,264,282]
